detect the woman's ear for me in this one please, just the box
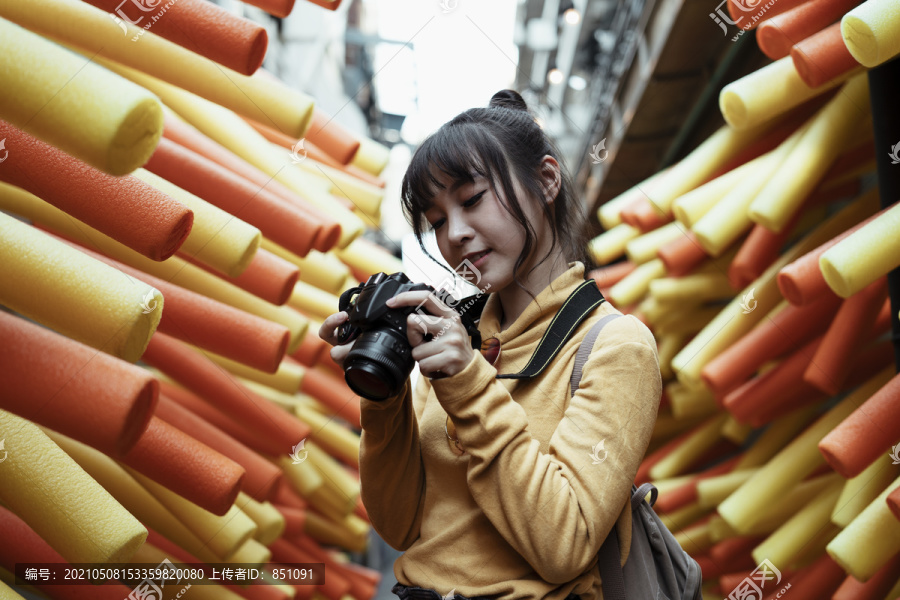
[539,155,561,205]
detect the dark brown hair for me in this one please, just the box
[400,89,595,301]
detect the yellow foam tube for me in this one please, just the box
[626,221,686,265]
[748,75,871,233]
[842,0,900,67]
[0,411,146,564]
[721,416,753,445]
[0,580,25,600]
[332,237,404,280]
[739,473,838,538]
[0,182,307,353]
[204,348,303,393]
[304,511,368,553]
[221,537,271,566]
[46,430,227,563]
[239,380,360,466]
[696,468,758,509]
[884,577,900,600]
[652,474,695,497]
[235,492,285,547]
[828,474,900,581]
[263,241,350,294]
[718,367,894,533]
[649,272,735,304]
[658,333,691,382]
[0,210,162,362]
[671,189,880,387]
[351,136,390,176]
[289,281,342,322]
[279,454,325,499]
[719,56,856,130]
[658,502,711,535]
[752,474,843,568]
[131,543,246,600]
[735,405,819,469]
[589,223,640,265]
[97,64,362,248]
[674,520,714,555]
[671,161,754,228]
[644,123,774,216]
[134,169,261,278]
[694,127,808,255]
[304,440,360,514]
[655,306,721,338]
[0,0,313,139]
[649,413,729,480]
[609,258,666,307]
[820,197,900,298]
[0,17,161,176]
[832,457,900,528]
[130,470,257,560]
[598,168,671,230]
[296,157,383,219]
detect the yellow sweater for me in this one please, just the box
[359,262,662,600]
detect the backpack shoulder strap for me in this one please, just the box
[569,313,623,398]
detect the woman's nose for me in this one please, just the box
[447,214,473,245]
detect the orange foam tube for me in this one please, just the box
[727,0,812,30]
[273,478,309,509]
[760,554,844,600]
[291,329,330,367]
[298,366,361,425]
[270,539,352,600]
[0,311,157,457]
[160,380,285,457]
[832,552,900,600]
[81,0,267,75]
[0,119,192,262]
[155,394,282,502]
[792,22,862,88]
[246,117,384,188]
[305,0,344,10]
[243,0,295,18]
[275,504,308,537]
[777,202,889,305]
[818,372,900,478]
[0,506,134,600]
[121,415,245,516]
[292,534,376,599]
[66,238,289,373]
[656,232,708,277]
[723,336,828,424]
[757,0,863,59]
[162,113,341,252]
[147,137,321,258]
[619,197,670,232]
[654,456,740,514]
[188,248,299,307]
[143,333,311,452]
[587,261,637,289]
[804,277,888,394]
[306,108,360,165]
[701,293,841,398]
[729,179,861,289]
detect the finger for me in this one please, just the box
[390,290,455,318]
[318,311,348,344]
[406,312,445,347]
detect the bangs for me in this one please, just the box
[400,119,504,233]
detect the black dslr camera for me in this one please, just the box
[337,272,484,401]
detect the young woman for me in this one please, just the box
[319,90,662,600]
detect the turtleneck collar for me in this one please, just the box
[476,261,588,352]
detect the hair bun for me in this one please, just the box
[488,89,529,112]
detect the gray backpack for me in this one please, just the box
[570,314,704,600]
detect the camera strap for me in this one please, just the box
[491,279,606,380]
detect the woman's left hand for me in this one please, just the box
[387,290,475,379]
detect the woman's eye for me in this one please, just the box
[428,218,445,231]
[463,191,486,207]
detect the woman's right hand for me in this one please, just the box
[318,311,356,370]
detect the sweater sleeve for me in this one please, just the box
[358,375,428,551]
[430,317,662,584]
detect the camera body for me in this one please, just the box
[337,272,436,401]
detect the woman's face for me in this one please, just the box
[422,170,550,293]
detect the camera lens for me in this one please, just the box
[343,328,414,401]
